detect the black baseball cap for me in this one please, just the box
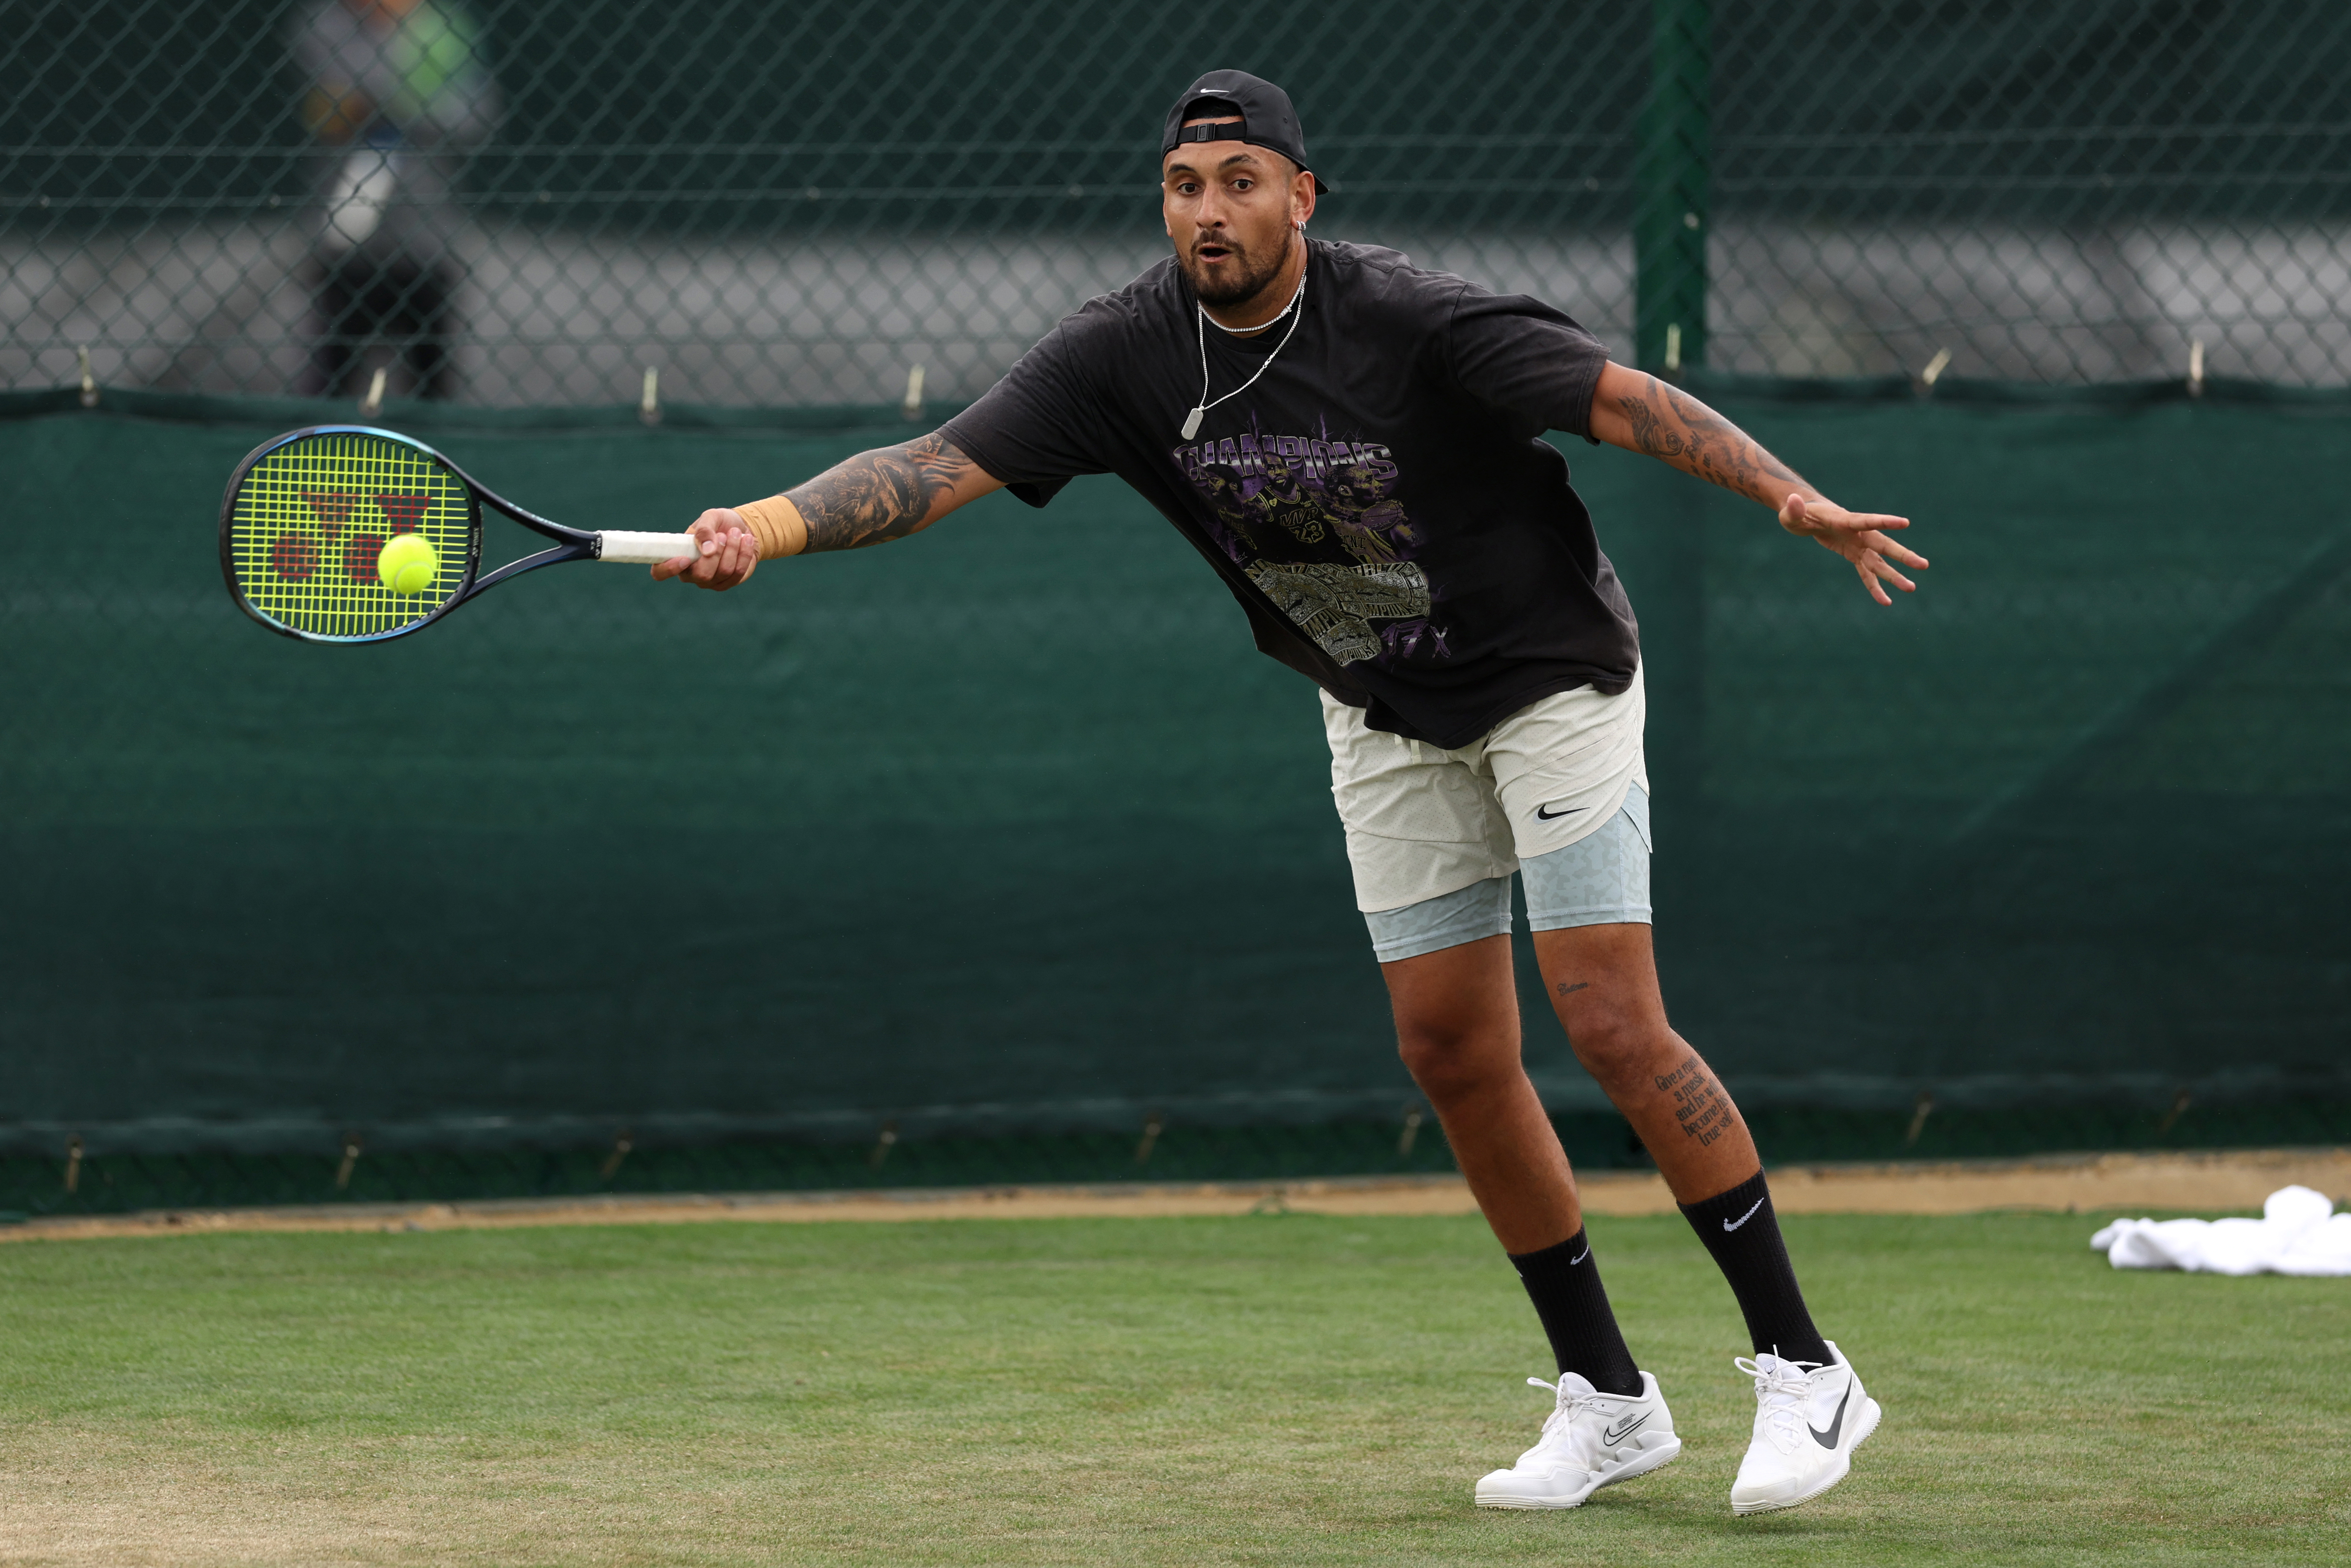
[1160,70,1333,195]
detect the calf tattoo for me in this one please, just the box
[1654,1053,1735,1147]
[786,433,977,552]
[1556,981,1589,996]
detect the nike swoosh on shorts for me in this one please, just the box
[1535,804,1585,820]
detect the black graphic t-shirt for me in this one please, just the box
[940,239,1638,748]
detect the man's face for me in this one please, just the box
[1161,117,1314,308]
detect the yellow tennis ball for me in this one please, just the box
[377,533,440,595]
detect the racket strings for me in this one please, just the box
[228,433,471,639]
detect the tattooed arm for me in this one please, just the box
[1588,361,1928,605]
[783,432,1004,553]
[651,432,1005,591]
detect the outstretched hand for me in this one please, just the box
[651,509,759,591]
[1778,494,1926,606]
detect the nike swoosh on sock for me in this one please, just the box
[1723,1195,1767,1232]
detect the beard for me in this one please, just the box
[1180,227,1297,309]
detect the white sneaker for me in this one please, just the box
[1729,1340,1881,1515]
[1474,1369,1681,1509]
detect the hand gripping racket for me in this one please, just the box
[219,425,696,642]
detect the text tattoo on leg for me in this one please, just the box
[1556,981,1589,996]
[1654,1054,1734,1147]
[786,433,977,552]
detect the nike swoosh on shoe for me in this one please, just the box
[1602,1411,1651,1445]
[1809,1386,1851,1448]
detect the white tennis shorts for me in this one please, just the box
[1322,668,1651,961]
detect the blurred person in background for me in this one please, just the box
[293,0,499,400]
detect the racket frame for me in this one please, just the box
[219,424,635,644]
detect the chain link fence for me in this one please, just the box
[4,3,2350,1200]
[8,1,2351,409]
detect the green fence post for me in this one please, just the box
[1636,0,1710,375]
[1624,0,1711,923]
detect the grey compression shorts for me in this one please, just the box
[1321,673,1653,963]
[1362,783,1652,962]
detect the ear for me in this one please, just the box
[1292,168,1318,229]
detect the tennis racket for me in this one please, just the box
[219,425,697,643]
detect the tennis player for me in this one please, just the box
[658,71,1924,1517]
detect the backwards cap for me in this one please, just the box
[1160,70,1334,195]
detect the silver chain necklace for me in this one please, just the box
[1180,258,1308,442]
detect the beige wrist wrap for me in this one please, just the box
[733,495,807,558]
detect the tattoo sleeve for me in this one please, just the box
[785,433,978,552]
[1618,373,1810,507]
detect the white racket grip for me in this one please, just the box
[596,530,700,564]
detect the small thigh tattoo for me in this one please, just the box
[1654,1054,1734,1147]
[1555,981,1589,996]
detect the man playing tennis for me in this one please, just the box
[658,71,1924,1517]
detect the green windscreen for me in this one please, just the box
[0,393,2345,1159]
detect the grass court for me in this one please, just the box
[2,1209,2344,1566]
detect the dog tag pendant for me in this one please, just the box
[1180,406,1204,441]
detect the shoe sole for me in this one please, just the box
[1730,1398,1881,1516]
[1476,1436,1683,1510]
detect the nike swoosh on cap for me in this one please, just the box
[1809,1384,1851,1448]
[1723,1195,1767,1232]
[1534,803,1585,821]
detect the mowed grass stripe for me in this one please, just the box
[0,1212,2344,1566]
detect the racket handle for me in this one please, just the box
[596,530,699,564]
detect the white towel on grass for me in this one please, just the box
[2090,1185,2351,1276]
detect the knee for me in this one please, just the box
[1395,1017,1517,1108]
[1565,1006,1669,1093]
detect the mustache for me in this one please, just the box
[1177,226,1294,306]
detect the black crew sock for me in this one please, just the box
[1677,1169,1834,1365]
[1507,1228,1643,1397]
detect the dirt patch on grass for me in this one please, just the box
[6,1147,2344,1243]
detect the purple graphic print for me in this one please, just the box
[1169,420,1448,666]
